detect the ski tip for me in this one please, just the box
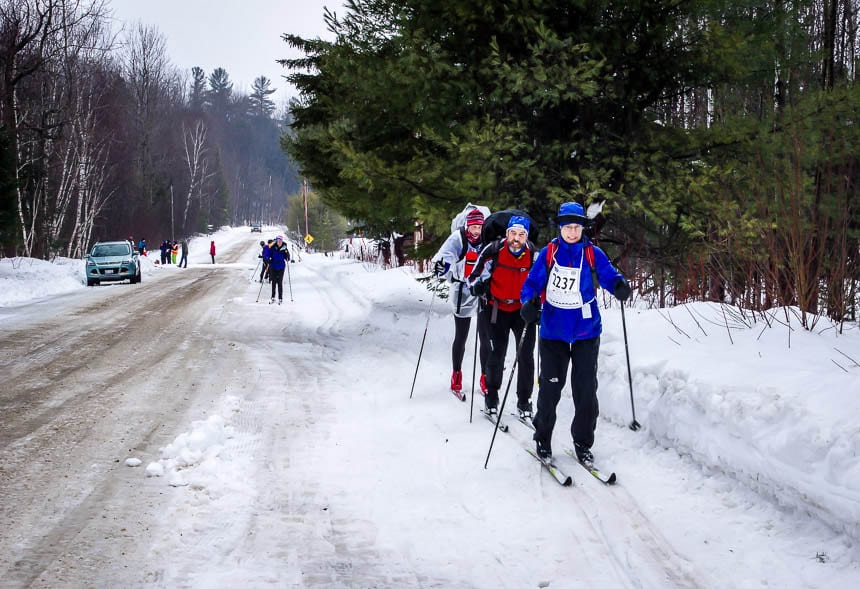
[606,472,617,485]
[500,424,509,432]
[562,476,573,486]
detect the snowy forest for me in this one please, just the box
[284,0,860,327]
[0,0,299,261]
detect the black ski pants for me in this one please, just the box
[484,306,536,405]
[270,268,284,300]
[532,336,601,450]
[452,312,489,373]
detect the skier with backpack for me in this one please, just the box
[430,206,492,398]
[468,213,538,417]
[519,201,630,463]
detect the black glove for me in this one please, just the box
[433,259,449,277]
[614,278,631,302]
[469,280,487,297]
[520,298,541,324]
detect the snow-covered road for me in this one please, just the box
[1,227,858,588]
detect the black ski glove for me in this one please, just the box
[469,280,487,297]
[433,260,449,277]
[520,298,541,324]
[614,278,631,302]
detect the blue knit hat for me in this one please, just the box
[557,202,589,227]
[507,215,530,234]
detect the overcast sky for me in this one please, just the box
[110,0,339,106]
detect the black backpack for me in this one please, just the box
[480,209,540,246]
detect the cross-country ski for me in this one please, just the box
[565,448,617,485]
[525,448,573,487]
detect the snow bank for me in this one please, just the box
[597,302,860,540]
[0,257,85,306]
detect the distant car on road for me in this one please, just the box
[251,224,262,233]
[85,240,141,286]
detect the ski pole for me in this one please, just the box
[255,275,265,303]
[250,259,261,282]
[286,260,294,302]
[409,285,437,399]
[469,313,479,423]
[535,326,541,386]
[620,301,640,431]
[484,324,531,468]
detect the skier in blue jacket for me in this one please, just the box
[265,235,291,304]
[519,202,631,463]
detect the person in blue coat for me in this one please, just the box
[259,240,271,282]
[265,235,291,304]
[519,202,631,463]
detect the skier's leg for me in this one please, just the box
[452,315,471,371]
[532,338,570,453]
[485,310,510,390]
[513,316,536,405]
[476,304,491,373]
[570,336,601,449]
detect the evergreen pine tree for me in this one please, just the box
[189,66,207,111]
[249,76,276,118]
[206,67,233,115]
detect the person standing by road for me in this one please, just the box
[468,215,537,416]
[264,235,291,304]
[430,207,491,397]
[519,201,630,463]
[171,241,179,265]
[210,240,216,264]
[179,240,188,268]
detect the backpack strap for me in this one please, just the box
[545,240,557,270]
[584,243,600,290]
[457,228,468,262]
[539,240,558,303]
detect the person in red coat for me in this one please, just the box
[467,215,537,415]
[210,240,216,264]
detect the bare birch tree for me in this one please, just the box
[122,22,171,206]
[0,0,110,257]
[180,119,209,233]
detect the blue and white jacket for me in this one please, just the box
[520,236,624,343]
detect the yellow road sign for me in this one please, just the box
[304,234,314,244]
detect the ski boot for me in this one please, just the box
[484,393,499,415]
[450,370,463,393]
[535,436,552,460]
[516,400,533,420]
[574,442,594,465]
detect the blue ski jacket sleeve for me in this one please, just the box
[521,237,625,343]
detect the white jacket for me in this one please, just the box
[431,230,482,318]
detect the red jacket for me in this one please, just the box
[210,242,216,255]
